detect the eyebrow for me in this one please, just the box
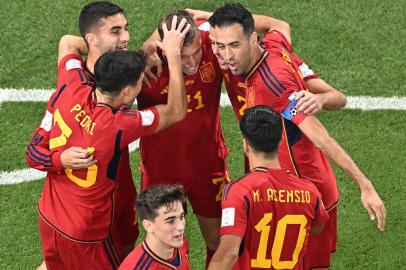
[110,23,128,31]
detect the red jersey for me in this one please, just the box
[221,167,328,270]
[223,54,318,121]
[138,30,228,179]
[241,31,338,210]
[38,54,160,241]
[119,239,190,270]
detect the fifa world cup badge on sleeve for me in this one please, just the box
[281,92,299,120]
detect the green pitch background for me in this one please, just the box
[1,0,405,269]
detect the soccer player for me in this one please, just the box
[27,15,190,270]
[139,10,229,266]
[209,105,329,270]
[26,3,140,264]
[208,3,386,269]
[119,184,190,270]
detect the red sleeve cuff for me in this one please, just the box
[50,151,64,172]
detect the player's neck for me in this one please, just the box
[86,50,104,75]
[249,155,281,171]
[245,44,264,75]
[145,235,175,260]
[95,88,120,109]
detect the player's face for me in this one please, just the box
[93,13,130,53]
[209,28,228,70]
[212,23,255,75]
[152,201,185,249]
[180,35,202,75]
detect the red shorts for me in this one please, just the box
[303,206,338,270]
[39,216,122,270]
[141,163,229,218]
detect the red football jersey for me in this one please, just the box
[221,167,328,270]
[119,239,190,270]
[137,30,228,179]
[223,53,318,121]
[242,31,338,210]
[38,54,160,241]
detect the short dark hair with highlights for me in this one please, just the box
[158,9,198,47]
[208,3,254,37]
[79,1,124,38]
[137,184,185,222]
[94,51,146,96]
[240,105,282,155]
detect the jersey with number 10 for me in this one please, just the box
[221,167,328,270]
[38,54,160,242]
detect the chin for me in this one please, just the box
[183,68,198,76]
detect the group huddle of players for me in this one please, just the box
[26,1,386,270]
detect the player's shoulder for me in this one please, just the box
[223,171,267,201]
[58,54,84,73]
[288,174,322,198]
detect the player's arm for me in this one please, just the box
[57,35,88,64]
[151,17,190,133]
[295,79,347,114]
[141,29,162,86]
[298,115,386,231]
[208,234,242,270]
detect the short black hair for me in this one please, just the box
[79,1,124,38]
[137,184,185,222]
[94,51,146,96]
[208,3,254,37]
[240,106,282,155]
[158,9,197,47]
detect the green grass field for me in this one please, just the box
[1,0,405,269]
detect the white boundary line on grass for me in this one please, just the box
[1,88,405,185]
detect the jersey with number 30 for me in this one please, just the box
[221,167,328,270]
[38,54,160,242]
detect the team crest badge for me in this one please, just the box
[199,62,215,83]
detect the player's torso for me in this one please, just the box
[246,52,338,209]
[138,32,228,178]
[222,69,247,120]
[40,86,128,241]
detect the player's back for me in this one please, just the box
[39,54,159,242]
[223,168,327,270]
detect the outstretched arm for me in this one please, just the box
[298,115,386,231]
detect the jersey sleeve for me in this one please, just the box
[219,184,248,237]
[260,30,293,53]
[291,53,318,81]
[26,91,64,172]
[118,106,160,146]
[280,92,307,126]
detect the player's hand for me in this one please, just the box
[296,90,323,115]
[60,146,97,170]
[155,16,191,57]
[185,8,212,21]
[142,42,163,87]
[360,183,386,231]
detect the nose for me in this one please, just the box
[121,30,130,42]
[223,47,234,61]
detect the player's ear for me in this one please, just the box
[243,138,249,155]
[85,33,96,46]
[142,219,154,233]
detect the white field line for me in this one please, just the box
[1,88,405,185]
